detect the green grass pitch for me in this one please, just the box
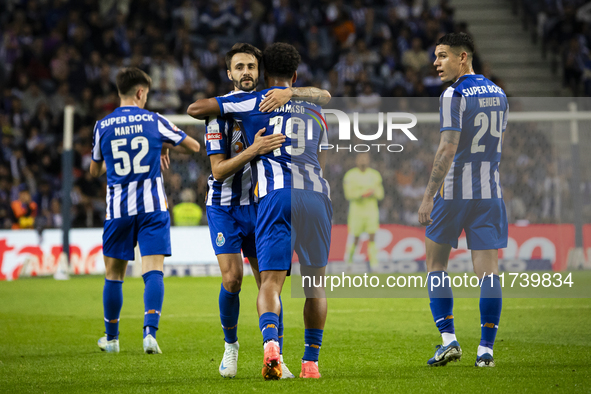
[1,275,590,393]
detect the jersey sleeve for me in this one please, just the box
[156,113,187,146]
[91,121,103,162]
[215,93,258,119]
[439,88,466,133]
[204,116,229,156]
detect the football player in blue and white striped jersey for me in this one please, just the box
[90,67,200,355]
[418,33,508,368]
[197,43,330,379]
[189,42,332,380]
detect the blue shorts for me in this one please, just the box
[206,205,257,258]
[103,211,171,261]
[425,194,508,250]
[256,188,332,272]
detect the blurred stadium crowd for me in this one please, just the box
[0,0,589,230]
[519,0,591,96]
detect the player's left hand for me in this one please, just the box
[259,88,292,112]
[160,147,170,171]
[418,199,434,226]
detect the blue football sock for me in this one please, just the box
[103,279,123,341]
[479,275,502,349]
[259,312,279,344]
[303,328,323,362]
[142,270,164,339]
[278,296,284,354]
[219,283,240,344]
[428,271,455,335]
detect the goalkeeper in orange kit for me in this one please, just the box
[343,153,384,271]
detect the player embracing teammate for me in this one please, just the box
[189,42,332,380]
[418,33,509,368]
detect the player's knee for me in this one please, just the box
[223,275,242,292]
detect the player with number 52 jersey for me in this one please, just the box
[90,67,200,356]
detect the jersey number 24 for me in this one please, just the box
[471,111,504,154]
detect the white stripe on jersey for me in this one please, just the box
[113,184,122,219]
[442,87,455,128]
[128,181,138,216]
[156,177,166,211]
[462,162,473,199]
[459,96,466,129]
[144,178,154,213]
[292,164,304,189]
[270,159,284,190]
[305,163,323,193]
[220,175,234,206]
[223,98,256,115]
[444,163,455,200]
[481,162,491,199]
[495,169,502,198]
[257,160,268,198]
[157,115,183,144]
[106,187,111,220]
[206,182,214,205]
[92,122,102,161]
[240,165,251,205]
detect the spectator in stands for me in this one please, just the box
[11,186,37,229]
[402,37,430,73]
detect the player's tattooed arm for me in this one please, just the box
[187,98,221,120]
[259,87,331,112]
[418,130,460,225]
[210,127,285,180]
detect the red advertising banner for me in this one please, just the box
[326,224,591,271]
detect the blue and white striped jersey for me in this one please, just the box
[439,74,509,200]
[215,88,330,199]
[204,114,254,206]
[92,106,187,219]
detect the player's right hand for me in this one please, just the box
[160,147,170,170]
[418,199,434,226]
[253,127,286,155]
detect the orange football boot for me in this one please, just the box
[261,341,282,380]
[300,361,321,378]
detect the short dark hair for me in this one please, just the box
[225,43,262,70]
[116,67,152,96]
[263,43,301,79]
[436,33,474,59]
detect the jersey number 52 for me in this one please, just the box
[111,136,150,176]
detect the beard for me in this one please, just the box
[234,77,258,92]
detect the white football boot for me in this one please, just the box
[143,334,162,354]
[219,341,239,378]
[280,355,295,379]
[98,336,120,353]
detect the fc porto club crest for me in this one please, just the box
[216,232,225,247]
